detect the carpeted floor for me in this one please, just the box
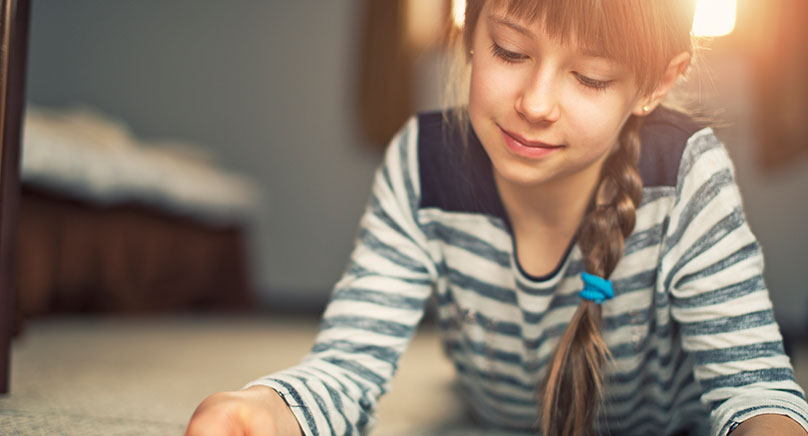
[1,315,807,436]
[0,315,528,436]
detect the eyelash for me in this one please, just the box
[489,43,526,63]
[488,42,613,92]
[573,72,612,91]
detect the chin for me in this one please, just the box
[493,163,552,187]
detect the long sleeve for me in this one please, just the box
[245,117,437,436]
[661,128,808,435]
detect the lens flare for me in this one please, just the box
[692,0,737,37]
[451,0,466,28]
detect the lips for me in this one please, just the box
[498,125,563,159]
[499,126,562,148]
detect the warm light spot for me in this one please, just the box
[451,0,466,28]
[692,0,737,37]
[407,0,446,49]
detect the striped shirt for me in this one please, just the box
[247,108,808,436]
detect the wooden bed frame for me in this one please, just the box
[1,0,29,394]
[16,186,254,318]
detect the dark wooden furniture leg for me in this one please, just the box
[0,0,30,394]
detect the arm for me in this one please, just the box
[243,117,436,435]
[662,129,808,436]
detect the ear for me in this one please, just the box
[632,51,691,116]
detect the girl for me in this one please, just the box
[186,1,808,435]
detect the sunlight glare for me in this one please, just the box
[452,0,466,28]
[692,0,737,37]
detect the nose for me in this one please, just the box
[515,69,561,124]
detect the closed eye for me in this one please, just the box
[573,72,612,91]
[490,43,528,63]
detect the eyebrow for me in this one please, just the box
[487,14,610,60]
[488,15,534,38]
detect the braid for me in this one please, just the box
[539,116,644,436]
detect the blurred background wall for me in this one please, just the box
[24,0,390,311]
[19,1,808,334]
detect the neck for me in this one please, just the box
[494,164,603,234]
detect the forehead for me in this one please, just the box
[481,0,623,61]
[486,13,607,59]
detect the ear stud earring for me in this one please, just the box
[642,105,650,113]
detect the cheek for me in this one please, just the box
[468,66,495,117]
[469,59,523,115]
[562,94,633,145]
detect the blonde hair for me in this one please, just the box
[446,1,697,435]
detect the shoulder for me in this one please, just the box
[374,112,467,215]
[414,110,465,171]
[414,110,472,210]
[638,106,710,188]
[414,110,457,172]
[415,110,506,218]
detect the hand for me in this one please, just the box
[729,413,808,436]
[185,385,303,436]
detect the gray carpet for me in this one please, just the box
[1,315,806,436]
[0,315,520,436]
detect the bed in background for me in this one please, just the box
[15,106,258,324]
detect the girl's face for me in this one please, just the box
[468,4,647,192]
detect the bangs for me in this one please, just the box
[482,0,693,95]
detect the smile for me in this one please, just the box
[498,126,563,159]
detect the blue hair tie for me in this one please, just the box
[579,272,614,304]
